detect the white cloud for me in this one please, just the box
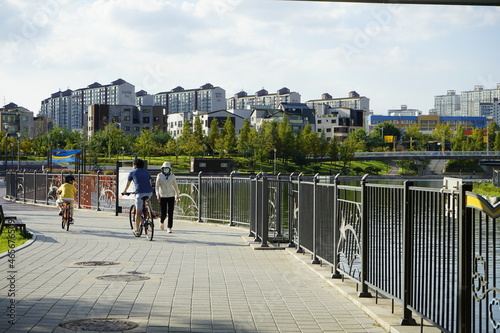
[0,0,499,115]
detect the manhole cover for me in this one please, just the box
[59,318,139,331]
[75,261,119,267]
[96,274,150,282]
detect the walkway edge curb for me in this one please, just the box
[284,248,441,333]
[0,230,36,259]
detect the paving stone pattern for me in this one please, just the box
[0,191,384,333]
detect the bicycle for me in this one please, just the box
[123,192,154,241]
[61,201,72,231]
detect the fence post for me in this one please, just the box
[457,183,473,333]
[96,171,101,211]
[197,172,203,222]
[229,171,235,226]
[33,170,37,204]
[359,174,372,298]
[115,161,120,215]
[254,173,262,242]
[260,174,269,248]
[332,173,342,278]
[249,174,256,237]
[77,172,82,209]
[288,173,296,248]
[22,170,26,202]
[45,170,50,205]
[401,181,416,325]
[276,173,282,238]
[296,173,304,253]
[311,173,320,264]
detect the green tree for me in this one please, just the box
[467,128,484,151]
[277,114,294,163]
[192,116,205,151]
[486,121,500,152]
[237,118,252,157]
[208,118,220,155]
[494,131,500,152]
[431,124,452,151]
[327,135,340,166]
[348,128,368,152]
[133,129,156,160]
[220,116,236,157]
[403,124,425,151]
[452,125,467,152]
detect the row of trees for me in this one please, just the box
[3,115,499,169]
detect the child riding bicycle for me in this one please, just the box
[122,159,153,236]
[57,175,77,223]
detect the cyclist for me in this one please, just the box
[56,175,77,223]
[122,159,153,236]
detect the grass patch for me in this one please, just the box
[0,228,33,253]
[473,182,500,197]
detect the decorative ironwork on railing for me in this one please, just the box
[5,170,500,332]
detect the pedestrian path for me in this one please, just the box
[0,189,426,332]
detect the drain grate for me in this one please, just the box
[59,318,139,331]
[96,274,150,282]
[74,261,119,267]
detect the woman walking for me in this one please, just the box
[156,162,180,232]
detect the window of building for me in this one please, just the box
[112,116,120,123]
[143,117,150,123]
[124,116,130,121]
[317,120,322,124]
[124,126,130,131]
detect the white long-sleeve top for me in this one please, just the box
[155,172,180,198]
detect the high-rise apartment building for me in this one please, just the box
[434,90,460,116]
[154,83,226,114]
[226,87,300,110]
[306,91,370,112]
[40,79,136,131]
[460,84,500,117]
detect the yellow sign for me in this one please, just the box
[384,135,394,143]
[484,135,488,143]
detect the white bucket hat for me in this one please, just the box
[161,162,171,169]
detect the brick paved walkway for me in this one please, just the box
[0,185,390,332]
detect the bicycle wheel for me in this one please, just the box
[64,204,70,231]
[144,208,154,241]
[129,205,136,230]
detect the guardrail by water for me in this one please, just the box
[5,170,499,332]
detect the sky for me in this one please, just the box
[0,0,499,116]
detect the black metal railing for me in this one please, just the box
[5,170,498,332]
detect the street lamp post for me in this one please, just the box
[3,124,9,175]
[273,148,277,175]
[16,132,21,171]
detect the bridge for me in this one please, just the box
[353,150,500,161]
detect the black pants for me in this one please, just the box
[159,197,175,228]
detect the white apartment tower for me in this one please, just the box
[434,90,461,116]
[41,78,136,131]
[154,83,226,114]
[460,84,500,117]
[226,87,301,110]
[305,91,370,112]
